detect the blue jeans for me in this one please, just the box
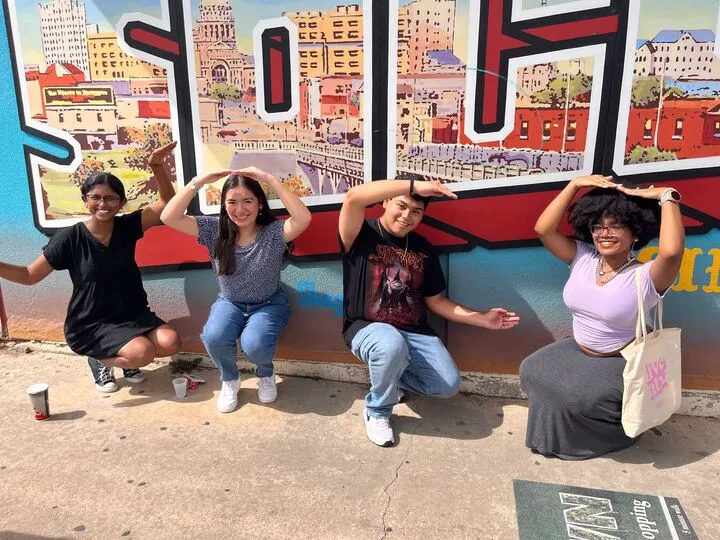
[200,290,291,381]
[350,322,461,418]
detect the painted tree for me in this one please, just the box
[210,83,243,102]
[530,74,593,107]
[631,78,686,107]
[124,122,174,175]
[70,157,104,186]
[123,122,175,204]
[625,144,677,164]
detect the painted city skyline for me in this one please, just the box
[9,0,720,223]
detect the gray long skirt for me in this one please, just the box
[519,338,638,460]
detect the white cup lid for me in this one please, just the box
[27,383,49,395]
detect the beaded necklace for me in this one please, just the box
[596,255,635,284]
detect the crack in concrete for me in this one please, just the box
[379,418,422,540]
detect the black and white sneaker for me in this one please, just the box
[88,357,118,393]
[122,368,146,384]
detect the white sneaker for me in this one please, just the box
[217,378,241,413]
[363,408,395,447]
[257,375,278,404]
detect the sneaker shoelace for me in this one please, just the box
[124,368,141,377]
[97,365,114,385]
[259,378,274,390]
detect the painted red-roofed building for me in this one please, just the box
[40,63,86,87]
[626,98,720,158]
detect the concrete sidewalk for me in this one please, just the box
[0,342,718,539]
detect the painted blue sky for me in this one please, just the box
[523,0,719,39]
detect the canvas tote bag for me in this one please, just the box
[620,268,682,438]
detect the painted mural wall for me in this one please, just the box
[0,0,718,388]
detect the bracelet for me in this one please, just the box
[409,177,415,196]
[188,179,198,191]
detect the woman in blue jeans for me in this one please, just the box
[161,167,311,412]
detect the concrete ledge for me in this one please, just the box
[5,339,719,418]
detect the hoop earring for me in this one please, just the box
[631,239,638,253]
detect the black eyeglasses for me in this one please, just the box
[85,195,122,204]
[589,224,625,236]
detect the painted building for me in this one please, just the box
[26,63,86,118]
[193,0,254,94]
[626,98,720,158]
[87,32,167,81]
[648,30,720,80]
[43,86,118,149]
[634,40,656,77]
[399,0,456,74]
[285,4,363,77]
[39,0,91,79]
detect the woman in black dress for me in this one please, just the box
[0,141,181,393]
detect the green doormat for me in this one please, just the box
[514,480,697,539]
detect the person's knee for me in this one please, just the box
[123,342,155,367]
[240,331,275,359]
[200,326,232,350]
[436,371,461,398]
[160,331,182,355]
[518,357,532,384]
[369,331,408,364]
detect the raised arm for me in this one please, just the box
[0,255,54,285]
[425,294,519,330]
[535,174,618,264]
[617,185,685,293]
[141,141,178,231]
[160,170,233,237]
[339,179,457,251]
[234,167,312,242]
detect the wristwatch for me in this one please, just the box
[658,188,681,206]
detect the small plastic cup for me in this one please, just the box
[172,377,187,399]
[26,383,50,420]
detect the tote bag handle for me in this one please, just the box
[634,267,664,343]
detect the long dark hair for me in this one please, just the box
[81,172,126,201]
[215,174,276,275]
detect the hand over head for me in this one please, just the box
[192,169,233,188]
[413,179,458,200]
[571,175,619,189]
[148,141,177,165]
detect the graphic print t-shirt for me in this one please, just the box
[341,220,446,347]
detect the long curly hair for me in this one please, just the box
[215,175,276,275]
[568,187,661,249]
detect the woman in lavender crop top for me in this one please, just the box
[519,174,685,460]
[161,166,311,413]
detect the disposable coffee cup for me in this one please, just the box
[172,377,187,399]
[26,383,50,420]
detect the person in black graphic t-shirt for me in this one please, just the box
[339,177,521,447]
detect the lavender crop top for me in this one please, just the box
[562,241,665,353]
